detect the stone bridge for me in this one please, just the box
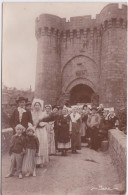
[2,128,127,195]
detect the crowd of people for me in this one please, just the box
[5,96,119,179]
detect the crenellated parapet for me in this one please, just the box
[100,18,127,34]
[35,27,102,41]
[35,3,127,40]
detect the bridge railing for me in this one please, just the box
[2,128,13,154]
[109,129,126,189]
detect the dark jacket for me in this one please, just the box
[10,108,33,133]
[9,134,26,154]
[25,135,39,153]
[81,113,88,123]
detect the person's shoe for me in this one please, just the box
[5,173,13,178]
[19,173,23,179]
[33,172,36,177]
[25,173,30,177]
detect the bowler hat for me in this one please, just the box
[16,97,28,104]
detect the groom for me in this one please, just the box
[10,96,33,134]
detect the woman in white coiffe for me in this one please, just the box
[31,98,49,168]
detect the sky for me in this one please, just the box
[2,1,126,90]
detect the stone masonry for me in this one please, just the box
[35,3,127,108]
[109,129,127,191]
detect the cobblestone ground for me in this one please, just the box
[2,147,120,195]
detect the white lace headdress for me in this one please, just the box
[32,98,44,111]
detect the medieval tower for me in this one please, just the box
[35,3,127,109]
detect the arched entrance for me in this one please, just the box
[70,84,94,105]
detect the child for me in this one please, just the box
[5,124,26,179]
[22,126,39,177]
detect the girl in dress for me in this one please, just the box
[22,126,39,177]
[31,99,49,168]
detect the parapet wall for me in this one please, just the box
[2,128,13,155]
[35,3,127,40]
[109,129,127,183]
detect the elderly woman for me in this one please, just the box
[70,107,82,153]
[31,99,49,168]
[57,107,72,156]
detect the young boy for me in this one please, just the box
[5,124,26,179]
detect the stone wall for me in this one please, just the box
[2,128,13,155]
[35,3,127,108]
[109,129,127,183]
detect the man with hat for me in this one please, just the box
[87,106,101,151]
[10,97,33,134]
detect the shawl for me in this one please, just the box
[70,112,81,123]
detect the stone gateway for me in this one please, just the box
[35,3,127,108]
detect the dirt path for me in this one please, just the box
[2,147,120,195]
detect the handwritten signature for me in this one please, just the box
[91,185,118,191]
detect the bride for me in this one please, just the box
[31,98,49,167]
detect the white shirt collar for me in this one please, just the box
[18,107,26,113]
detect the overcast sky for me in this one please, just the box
[2,2,126,90]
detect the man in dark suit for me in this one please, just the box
[10,97,33,134]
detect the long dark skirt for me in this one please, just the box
[90,127,99,150]
[71,123,81,151]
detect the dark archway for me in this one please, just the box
[70,84,94,105]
